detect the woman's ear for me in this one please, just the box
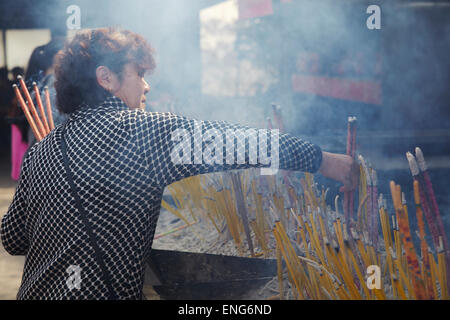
[96,66,119,92]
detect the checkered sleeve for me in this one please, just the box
[137,112,322,187]
[1,148,33,256]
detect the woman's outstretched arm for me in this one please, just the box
[136,112,358,189]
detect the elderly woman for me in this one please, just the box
[1,27,358,300]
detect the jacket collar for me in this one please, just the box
[70,95,129,120]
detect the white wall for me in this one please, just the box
[199,0,277,98]
[5,29,51,70]
[0,31,4,68]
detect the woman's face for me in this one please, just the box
[111,63,150,110]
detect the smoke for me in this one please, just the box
[6,0,445,131]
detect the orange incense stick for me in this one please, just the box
[17,76,46,138]
[13,84,43,141]
[414,180,434,299]
[33,82,50,134]
[44,86,55,130]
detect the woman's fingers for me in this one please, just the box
[319,151,359,190]
[342,159,360,191]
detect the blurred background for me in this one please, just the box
[0,0,448,299]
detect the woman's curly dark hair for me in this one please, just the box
[54,27,155,114]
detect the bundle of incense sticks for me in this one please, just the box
[12,76,55,141]
[406,148,450,290]
[358,155,379,250]
[162,151,448,299]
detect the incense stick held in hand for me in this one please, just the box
[44,86,55,130]
[33,82,50,135]
[17,75,46,138]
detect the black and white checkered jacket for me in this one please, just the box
[1,95,322,299]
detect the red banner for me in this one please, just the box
[292,75,382,105]
[238,0,273,20]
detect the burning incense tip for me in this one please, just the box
[392,215,397,230]
[378,193,384,209]
[17,75,22,80]
[12,84,17,88]
[415,230,421,239]
[406,152,419,177]
[415,147,427,172]
[350,228,359,240]
[32,82,37,86]
[371,169,377,186]
[343,228,349,242]
[363,230,369,243]
[389,247,397,259]
[359,155,371,185]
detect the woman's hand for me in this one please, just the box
[318,151,359,191]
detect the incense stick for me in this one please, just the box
[13,84,43,141]
[32,82,50,134]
